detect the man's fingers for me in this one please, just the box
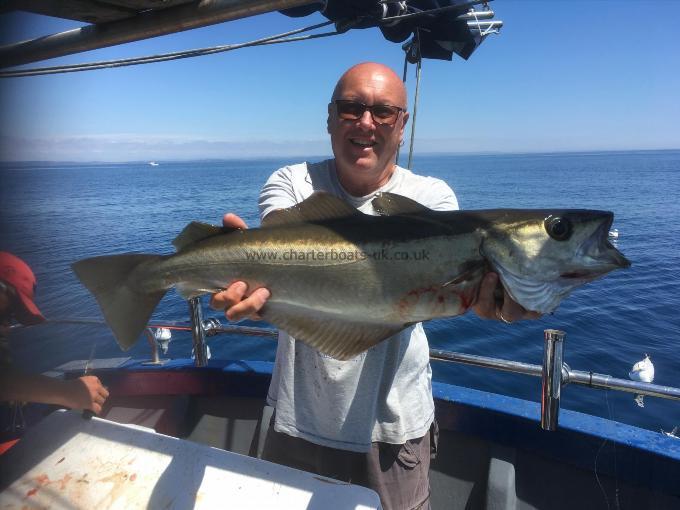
[210,281,247,310]
[499,289,543,323]
[222,213,248,229]
[226,288,271,322]
[472,272,542,323]
[472,272,499,319]
[210,281,271,321]
[500,289,524,322]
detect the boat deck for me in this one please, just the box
[13,357,676,510]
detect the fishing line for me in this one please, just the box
[594,388,621,510]
[81,337,99,419]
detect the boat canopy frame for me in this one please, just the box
[0,0,502,71]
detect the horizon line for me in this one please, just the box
[2,147,679,166]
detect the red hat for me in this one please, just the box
[0,252,46,325]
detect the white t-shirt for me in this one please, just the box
[258,159,459,452]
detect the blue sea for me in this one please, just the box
[1,150,679,434]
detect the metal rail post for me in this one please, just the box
[189,297,209,367]
[541,329,566,431]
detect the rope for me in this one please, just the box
[0,20,337,78]
[406,31,422,170]
[395,51,410,166]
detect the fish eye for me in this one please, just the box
[544,216,573,241]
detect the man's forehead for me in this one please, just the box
[334,69,406,105]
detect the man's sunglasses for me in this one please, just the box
[333,100,404,126]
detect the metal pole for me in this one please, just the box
[430,349,542,377]
[20,318,680,403]
[189,297,209,367]
[35,317,277,337]
[568,370,680,400]
[541,329,565,431]
[0,0,315,68]
[429,349,680,402]
[457,10,496,21]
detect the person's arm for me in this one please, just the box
[0,370,110,414]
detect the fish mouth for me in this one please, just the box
[560,269,609,280]
[560,213,631,280]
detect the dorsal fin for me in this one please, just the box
[372,192,432,216]
[172,222,238,251]
[262,191,361,227]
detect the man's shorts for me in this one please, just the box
[261,417,438,510]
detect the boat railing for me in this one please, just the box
[430,330,680,430]
[21,299,680,432]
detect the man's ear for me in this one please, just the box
[327,103,333,134]
[400,111,410,137]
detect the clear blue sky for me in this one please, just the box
[1,0,678,162]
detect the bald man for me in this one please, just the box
[211,63,537,509]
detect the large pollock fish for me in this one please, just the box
[72,192,630,360]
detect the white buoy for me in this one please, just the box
[154,327,172,354]
[154,327,172,341]
[629,354,655,383]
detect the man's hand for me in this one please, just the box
[209,213,271,321]
[63,375,110,414]
[473,273,542,323]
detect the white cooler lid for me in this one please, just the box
[0,410,381,509]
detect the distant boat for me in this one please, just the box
[148,161,159,166]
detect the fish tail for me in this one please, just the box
[72,254,168,351]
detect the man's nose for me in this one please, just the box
[358,109,376,129]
